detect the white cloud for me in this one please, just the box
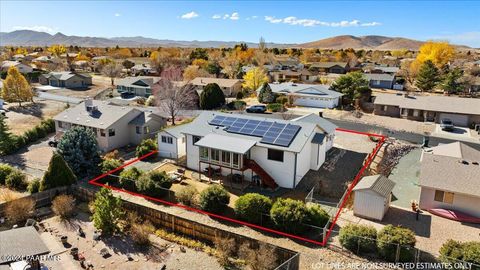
[216,12,240,20]
[114,13,121,17]
[230,12,240,20]
[212,14,221,19]
[181,11,199,19]
[264,16,381,27]
[12,25,56,33]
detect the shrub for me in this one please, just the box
[270,198,308,233]
[0,163,14,185]
[52,194,75,219]
[28,178,41,193]
[104,150,122,160]
[266,103,283,112]
[236,91,244,100]
[258,82,275,103]
[136,97,146,105]
[199,83,226,110]
[130,221,155,247]
[135,138,157,158]
[440,240,480,267]
[145,95,156,106]
[40,152,77,191]
[100,158,123,182]
[276,95,289,105]
[234,193,272,224]
[136,171,171,198]
[339,224,378,253]
[227,100,247,111]
[92,187,124,235]
[119,167,143,191]
[5,197,35,224]
[377,225,416,262]
[5,170,27,191]
[215,237,237,266]
[239,242,278,270]
[306,204,330,228]
[176,185,198,206]
[199,185,230,213]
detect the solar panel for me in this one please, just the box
[209,115,301,147]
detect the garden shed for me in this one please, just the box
[352,174,395,221]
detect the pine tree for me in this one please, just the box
[440,68,465,94]
[92,187,124,235]
[257,82,275,103]
[415,60,440,92]
[0,116,15,155]
[57,126,101,177]
[1,66,34,106]
[199,83,226,110]
[40,152,77,191]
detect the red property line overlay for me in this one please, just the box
[88,128,386,247]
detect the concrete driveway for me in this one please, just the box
[388,148,422,208]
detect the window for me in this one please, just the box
[434,190,454,204]
[100,129,106,137]
[222,151,231,165]
[382,105,388,111]
[268,149,284,162]
[193,136,201,144]
[144,126,150,134]
[108,129,115,137]
[58,121,63,128]
[211,149,220,163]
[199,147,209,161]
[413,110,420,117]
[232,153,240,169]
[136,126,141,134]
[161,135,173,144]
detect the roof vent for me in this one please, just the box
[473,161,479,165]
[461,160,469,165]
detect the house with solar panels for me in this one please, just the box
[158,111,336,189]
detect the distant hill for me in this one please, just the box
[0,30,471,50]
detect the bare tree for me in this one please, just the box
[152,66,199,125]
[102,63,122,85]
[239,242,278,270]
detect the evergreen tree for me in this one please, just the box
[0,116,15,155]
[1,66,34,106]
[92,187,124,235]
[330,72,371,104]
[440,68,465,94]
[199,83,226,110]
[40,152,77,191]
[257,82,275,103]
[57,126,101,177]
[415,60,440,92]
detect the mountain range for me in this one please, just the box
[0,30,470,50]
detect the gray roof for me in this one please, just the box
[292,113,337,134]
[0,227,50,264]
[310,62,348,69]
[195,133,257,154]
[54,100,139,129]
[161,124,190,138]
[128,111,163,125]
[353,174,395,197]
[374,93,480,115]
[264,83,343,99]
[371,66,399,73]
[420,152,480,197]
[425,142,480,160]
[364,73,395,82]
[116,76,160,88]
[181,111,329,153]
[190,77,242,88]
[43,71,91,81]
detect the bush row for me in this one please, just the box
[0,163,28,191]
[440,239,480,267]
[3,119,55,155]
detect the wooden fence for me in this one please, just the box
[0,186,71,215]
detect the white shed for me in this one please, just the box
[157,125,188,159]
[352,175,395,221]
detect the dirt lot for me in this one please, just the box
[3,98,65,135]
[40,210,223,270]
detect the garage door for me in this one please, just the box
[438,113,469,127]
[294,97,332,108]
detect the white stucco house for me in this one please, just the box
[419,142,480,218]
[353,175,395,221]
[261,82,343,109]
[54,98,166,152]
[158,111,337,189]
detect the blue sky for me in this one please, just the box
[1,1,480,47]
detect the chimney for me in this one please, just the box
[84,97,96,114]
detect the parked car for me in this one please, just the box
[246,104,267,113]
[48,139,58,147]
[440,118,454,131]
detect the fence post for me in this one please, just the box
[395,244,400,263]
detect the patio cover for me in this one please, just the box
[195,133,257,154]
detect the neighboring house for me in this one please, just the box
[364,73,397,89]
[262,82,343,108]
[190,77,242,97]
[274,56,303,70]
[54,98,166,151]
[308,62,349,74]
[353,174,396,221]
[1,60,33,73]
[373,93,480,127]
[0,226,50,266]
[39,72,92,89]
[12,54,25,61]
[161,111,336,189]
[116,76,161,97]
[363,65,400,75]
[157,124,188,159]
[270,69,317,83]
[419,142,480,218]
[131,63,155,75]
[32,55,53,63]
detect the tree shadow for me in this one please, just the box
[7,102,47,118]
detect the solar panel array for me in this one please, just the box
[208,115,301,147]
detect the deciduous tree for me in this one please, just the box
[242,67,268,91]
[415,41,455,69]
[1,66,33,106]
[101,63,122,85]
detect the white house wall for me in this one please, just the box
[353,190,387,221]
[158,132,186,159]
[419,187,480,217]
[249,146,296,189]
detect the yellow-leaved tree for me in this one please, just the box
[242,67,268,91]
[415,41,455,69]
[15,47,28,55]
[1,66,34,107]
[48,44,67,57]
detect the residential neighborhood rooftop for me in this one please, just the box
[42,71,91,80]
[116,76,161,89]
[265,82,344,98]
[0,227,50,264]
[190,77,242,88]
